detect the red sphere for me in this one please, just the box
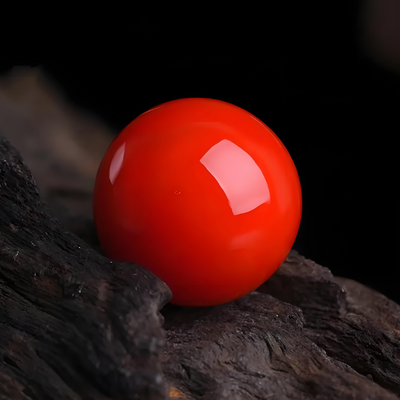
[93,98,302,306]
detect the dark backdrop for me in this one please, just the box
[2,3,399,302]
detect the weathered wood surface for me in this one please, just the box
[0,137,399,400]
[258,253,400,394]
[0,68,399,399]
[0,137,171,399]
[161,255,400,400]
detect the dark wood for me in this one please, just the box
[161,254,400,400]
[258,252,400,395]
[0,130,399,399]
[0,137,171,400]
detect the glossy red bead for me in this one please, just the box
[93,98,302,306]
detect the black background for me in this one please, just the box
[2,4,399,301]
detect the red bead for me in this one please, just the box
[93,98,302,306]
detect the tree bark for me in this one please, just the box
[0,137,171,400]
[0,135,399,400]
[161,252,400,400]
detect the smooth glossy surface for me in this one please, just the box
[93,98,302,306]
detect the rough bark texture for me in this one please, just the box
[161,262,400,400]
[258,253,400,395]
[0,68,399,399]
[0,137,171,399]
